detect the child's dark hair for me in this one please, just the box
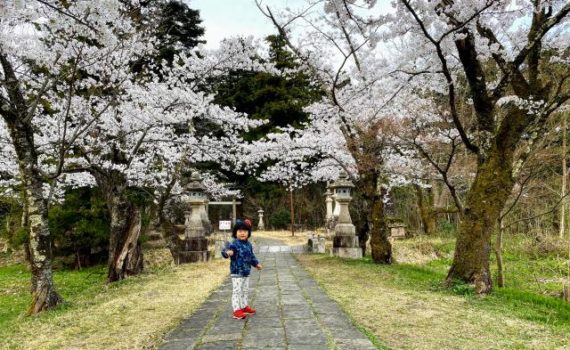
[232,219,252,238]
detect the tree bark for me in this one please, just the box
[1,52,63,313]
[357,170,392,264]
[107,193,143,282]
[3,115,63,314]
[370,185,392,263]
[414,184,437,235]
[447,147,514,294]
[356,220,369,257]
[94,173,143,282]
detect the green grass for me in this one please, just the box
[310,234,570,334]
[0,256,228,350]
[0,263,107,336]
[0,264,30,328]
[299,250,570,349]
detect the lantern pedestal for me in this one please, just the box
[331,211,362,259]
[175,234,209,263]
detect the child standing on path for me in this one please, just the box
[222,219,263,319]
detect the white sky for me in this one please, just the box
[188,0,307,48]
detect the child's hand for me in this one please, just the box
[226,250,234,257]
[255,264,263,270]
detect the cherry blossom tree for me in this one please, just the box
[69,44,267,281]
[0,0,157,313]
[0,0,269,310]
[390,0,570,293]
[254,0,408,262]
[258,0,570,293]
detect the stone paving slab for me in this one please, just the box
[158,240,377,350]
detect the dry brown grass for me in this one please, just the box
[3,260,228,350]
[252,230,326,246]
[391,237,454,264]
[297,255,570,350]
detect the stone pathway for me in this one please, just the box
[158,242,376,350]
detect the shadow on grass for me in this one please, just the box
[308,254,570,331]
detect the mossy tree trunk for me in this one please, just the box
[414,184,437,235]
[446,106,523,293]
[0,53,63,314]
[447,155,513,292]
[439,3,566,293]
[358,169,392,264]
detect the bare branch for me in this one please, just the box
[400,0,480,154]
[35,0,99,32]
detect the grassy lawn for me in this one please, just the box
[297,234,570,350]
[0,250,228,350]
[2,231,568,349]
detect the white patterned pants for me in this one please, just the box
[231,276,249,311]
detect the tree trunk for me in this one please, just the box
[560,113,567,238]
[355,169,392,263]
[370,185,392,263]
[3,114,63,314]
[357,220,369,257]
[149,177,181,262]
[447,148,514,294]
[414,184,437,235]
[290,189,295,236]
[107,193,143,282]
[94,173,143,283]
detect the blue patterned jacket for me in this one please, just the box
[221,239,259,277]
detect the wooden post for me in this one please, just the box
[290,189,295,236]
[561,113,567,238]
[232,198,237,224]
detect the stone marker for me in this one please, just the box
[258,209,265,230]
[389,222,407,239]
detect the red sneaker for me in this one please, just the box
[242,306,256,315]
[232,309,247,319]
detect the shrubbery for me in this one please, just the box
[49,188,110,268]
[270,208,291,229]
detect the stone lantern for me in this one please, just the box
[330,171,362,258]
[257,209,265,230]
[178,173,209,263]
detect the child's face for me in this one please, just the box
[236,229,249,240]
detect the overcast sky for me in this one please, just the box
[189,0,306,48]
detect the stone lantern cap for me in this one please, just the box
[185,172,206,198]
[330,171,354,191]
